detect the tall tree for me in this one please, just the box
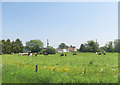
[114,39,120,52]
[79,40,100,52]
[79,44,85,52]
[58,43,68,49]
[26,40,43,52]
[14,38,24,53]
[2,39,5,54]
[87,40,99,52]
[5,39,12,54]
[11,41,17,53]
[85,44,93,52]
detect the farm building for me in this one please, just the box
[56,49,69,52]
[56,45,77,53]
[63,49,69,52]
[67,45,77,52]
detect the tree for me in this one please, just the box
[11,41,17,53]
[14,39,24,53]
[58,43,68,49]
[85,44,93,52]
[106,41,114,52]
[79,40,100,52]
[4,39,12,54]
[2,39,5,54]
[26,40,43,52]
[43,46,56,54]
[114,39,120,52]
[11,39,24,53]
[100,46,107,52]
[87,40,99,52]
[79,44,85,52]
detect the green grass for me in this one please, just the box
[1,53,118,83]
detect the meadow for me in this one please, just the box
[1,53,118,83]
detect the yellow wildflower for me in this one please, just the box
[56,68,62,71]
[63,68,69,72]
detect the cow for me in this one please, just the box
[73,53,77,55]
[18,53,28,56]
[34,53,38,56]
[40,53,42,55]
[28,53,30,56]
[10,52,14,55]
[95,52,97,55]
[18,53,23,56]
[44,53,48,55]
[29,53,32,57]
[60,53,64,56]
[99,52,101,55]
[103,52,106,55]
[23,53,29,56]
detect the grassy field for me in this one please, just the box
[1,53,118,83]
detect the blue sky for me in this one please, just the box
[2,2,118,48]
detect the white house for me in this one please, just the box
[63,49,69,52]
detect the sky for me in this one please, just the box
[2,2,118,48]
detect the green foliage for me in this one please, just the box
[26,40,43,52]
[4,39,12,54]
[43,46,56,54]
[114,39,120,52]
[2,39,5,54]
[15,39,24,53]
[11,39,24,53]
[79,44,85,52]
[87,40,100,52]
[11,41,16,53]
[1,38,120,54]
[100,39,120,53]
[58,43,68,49]
[38,49,45,54]
[1,39,24,54]
[79,40,100,52]
[105,41,114,52]
[100,46,106,52]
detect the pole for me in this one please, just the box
[36,65,38,72]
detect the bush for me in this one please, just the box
[43,46,56,54]
[38,49,45,54]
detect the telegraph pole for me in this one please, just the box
[96,39,97,44]
[47,39,49,47]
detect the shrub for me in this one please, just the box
[43,46,56,54]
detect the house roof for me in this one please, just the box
[68,47,74,50]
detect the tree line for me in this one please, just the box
[1,39,24,54]
[0,39,56,54]
[79,39,120,53]
[0,38,120,54]
[57,39,120,53]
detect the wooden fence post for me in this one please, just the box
[36,65,38,72]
